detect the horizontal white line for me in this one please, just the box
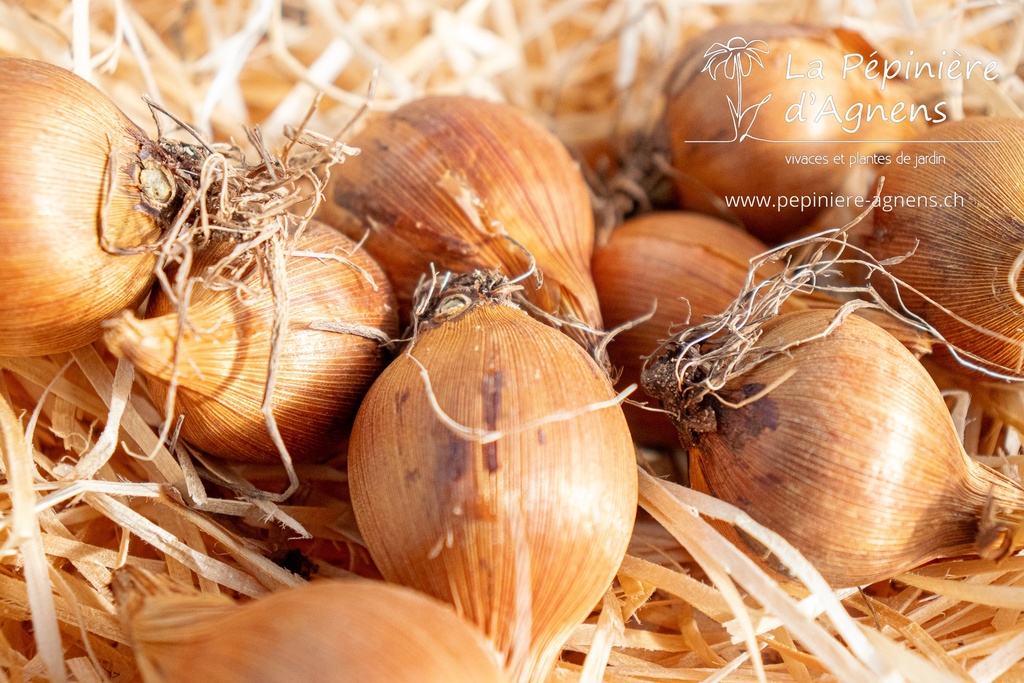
[684,139,1001,143]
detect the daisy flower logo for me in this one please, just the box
[701,36,771,141]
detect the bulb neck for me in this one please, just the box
[413,270,524,329]
[640,342,718,447]
[141,137,197,225]
[967,461,1024,561]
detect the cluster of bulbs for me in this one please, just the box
[2,17,1023,681]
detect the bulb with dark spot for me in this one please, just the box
[349,270,637,683]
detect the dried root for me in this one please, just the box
[105,95,371,503]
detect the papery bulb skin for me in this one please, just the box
[349,272,637,682]
[593,212,777,446]
[319,96,602,342]
[859,117,1024,380]
[643,310,1024,586]
[106,220,397,463]
[116,571,507,683]
[0,57,174,355]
